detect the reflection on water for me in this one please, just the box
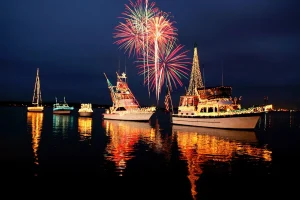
[142,118,172,156]
[78,117,92,142]
[173,125,272,200]
[27,112,43,166]
[258,113,270,130]
[103,120,156,176]
[53,115,74,138]
[258,111,300,130]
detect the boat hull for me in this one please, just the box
[28,106,44,112]
[53,110,72,114]
[79,112,93,117]
[172,114,260,130]
[103,112,154,121]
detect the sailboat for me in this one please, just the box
[28,68,44,112]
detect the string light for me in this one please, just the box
[187,43,204,95]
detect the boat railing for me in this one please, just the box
[175,106,265,117]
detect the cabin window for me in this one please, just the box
[219,106,226,112]
[179,97,186,106]
[116,107,126,111]
[193,98,199,106]
[232,105,239,110]
[215,107,218,112]
[121,94,133,99]
[200,108,206,113]
[208,107,214,113]
[187,98,193,106]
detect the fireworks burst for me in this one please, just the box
[148,13,177,101]
[137,41,191,96]
[113,0,190,104]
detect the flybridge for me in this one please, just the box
[102,71,155,121]
[197,86,233,100]
[104,72,140,109]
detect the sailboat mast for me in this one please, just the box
[32,72,37,105]
[37,68,42,105]
[32,68,41,105]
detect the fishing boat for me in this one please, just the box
[171,43,270,130]
[78,103,93,117]
[103,72,155,121]
[53,97,74,114]
[28,68,44,112]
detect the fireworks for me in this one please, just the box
[137,41,190,95]
[114,0,190,103]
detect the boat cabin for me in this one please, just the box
[178,93,241,117]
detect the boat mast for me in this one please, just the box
[32,68,42,106]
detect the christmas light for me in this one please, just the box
[187,43,204,95]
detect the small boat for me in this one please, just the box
[78,103,93,117]
[103,72,155,121]
[172,87,262,129]
[53,97,74,114]
[171,43,270,130]
[28,68,44,112]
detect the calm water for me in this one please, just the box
[1,106,299,198]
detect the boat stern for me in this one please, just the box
[28,106,44,112]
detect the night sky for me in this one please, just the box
[1,0,299,108]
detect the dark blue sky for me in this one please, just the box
[1,0,299,108]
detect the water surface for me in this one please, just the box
[1,107,299,199]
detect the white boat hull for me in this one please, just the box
[28,106,44,112]
[53,110,71,114]
[103,112,154,121]
[79,112,93,117]
[172,114,260,130]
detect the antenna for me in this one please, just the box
[124,57,127,83]
[118,56,120,74]
[103,72,108,80]
[202,64,205,89]
[221,60,224,87]
[125,56,126,74]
